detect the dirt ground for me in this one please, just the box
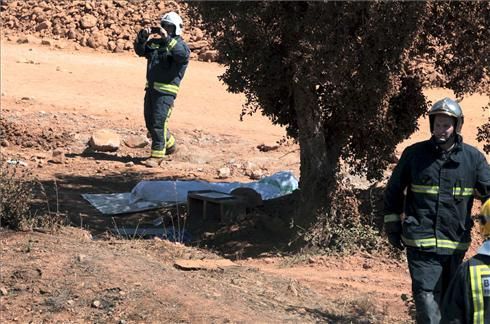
[0,38,488,323]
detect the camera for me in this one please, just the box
[150,27,161,34]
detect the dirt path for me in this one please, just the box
[0,228,411,323]
[1,38,488,323]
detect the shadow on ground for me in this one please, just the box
[66,149,146,165]
[35,172,299,259]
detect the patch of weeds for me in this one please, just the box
[0,156,64,231]
[107,205,191,244]
[295,294,384,323]
[299,176,391,256]
[0,156,36,230]
[278,246,324,267]
[350,295,378,320]
[43,289,72,312]
[401,293,416,321]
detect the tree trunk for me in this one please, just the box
[292,82,342,229]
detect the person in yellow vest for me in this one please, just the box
[134,12,190,167]
[441,199,490,323]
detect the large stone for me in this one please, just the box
[66,29,77,39]
[249,169,264,180]
[107,41,116,52]
[114,38,126,53]
[48,149,65,164]
[192,27,204,41]
[123,135,149,148]
[198,50,218,62]
[188,40,209,50]
[80,14,97,29]
[35,20,51,31]
[218,167,231,179]
[89,129,120,152]
[41,39,53,46]
[16,37,29,44]
[87,32,109,49]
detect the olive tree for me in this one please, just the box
[187,1,489,246]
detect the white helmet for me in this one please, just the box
[160,11,183,36]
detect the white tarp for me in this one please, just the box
[82,171,298,215]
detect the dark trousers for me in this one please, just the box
[143,88,175,157]
[407,248,465,324]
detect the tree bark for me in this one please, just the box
[292,82,342,229]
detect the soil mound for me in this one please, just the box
[0,117,74,151]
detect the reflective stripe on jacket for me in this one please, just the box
[384,136,490,254]
[135,36,190,96]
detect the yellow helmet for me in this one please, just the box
[479,199,490,239]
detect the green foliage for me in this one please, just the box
[299,177,385,255]
[188,1,489,248]
[188,1,488,180]
[415,1,490,96]
[477,117,490,154]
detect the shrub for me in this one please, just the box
[300,176,387,255]
[0,156,62,230]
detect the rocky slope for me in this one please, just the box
[0,0,217,61]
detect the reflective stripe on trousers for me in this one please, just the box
[150,106,175,158]
[144,90,175,157]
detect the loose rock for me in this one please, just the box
[48,149,65,164]
[89,129,120,152]
[218,167,231,179]
[80,14,97,29]
[123,135,149,148]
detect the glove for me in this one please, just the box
[137,28,150,42]
[159,27,168,38]
[387,232,404,250]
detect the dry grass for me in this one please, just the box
[0,155,64,231]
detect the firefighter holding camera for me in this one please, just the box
[134,12,190,167]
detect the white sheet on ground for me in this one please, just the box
[82,171,298,215]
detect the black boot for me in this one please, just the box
[414,291,441,324]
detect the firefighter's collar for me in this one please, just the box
[431,136,463,163]
[477,240,490,256]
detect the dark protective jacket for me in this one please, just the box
[441,241,490,323]
[384,136,490,255]
[134,34,190,97]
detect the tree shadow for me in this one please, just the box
[33,171,300,258]
[36,171,168,236]
[286,305,379,324]
[32,171,392,260]
[65,147,147,165]
[196,192,300,259]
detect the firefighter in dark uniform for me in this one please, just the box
[441,199,490,324]
[134,11,190,167]
[383,97,490,323]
